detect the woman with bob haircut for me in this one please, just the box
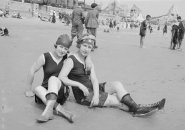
[25,34,74,123]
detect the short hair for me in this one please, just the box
[91,3,98,8]
[146,15,151,19]
[177,16,181,20]
[55,34,72,48]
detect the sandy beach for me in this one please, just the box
[1,17,185,130]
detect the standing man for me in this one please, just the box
[85,3,99,49]
[71,5,84,42]
[177,16,185,49]
[139,15,151,48]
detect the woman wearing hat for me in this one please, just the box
[25,34,74,123]
[58,34,166,117]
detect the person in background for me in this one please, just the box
[163,23,168,35]
[51,10,56,23]
[177,16,185,49]
[0,27,9,36]
[85,3,99,49]
[71,5,84,42]
[139,15,151,48]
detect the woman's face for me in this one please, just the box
[55,45,69,57]
[146,17,151,23]
[79,42,93,57]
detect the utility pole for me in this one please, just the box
[31,0,34,17]
[113,0,115,15]
[84,0,85,10]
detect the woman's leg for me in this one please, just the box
[103,81,164,116]
[103,81,129,111]
[140,36,144,48]
[54,104,75,123]
[103,81,137,111]
[37,76,62,122]
[37,76,74,123]
[103,94,129,111]
[178,39,182,49]
[104,81,129,100]
[47,76,62,95]
[34,86,47,105]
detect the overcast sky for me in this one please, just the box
[82,0,185,18]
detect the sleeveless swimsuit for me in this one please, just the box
[68,55,108,106]
[35,52,68,105]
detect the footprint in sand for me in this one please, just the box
[1,104,13,114]
[1,97,13,114]
[1,90,13,114]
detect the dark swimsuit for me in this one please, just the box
[68,55,108,107]
[139,20,147,37]
[178,21,185,41]
[35,52,68,105]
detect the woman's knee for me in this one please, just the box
[49,76,59,82]
[110,81,128,96]
[34,86,46,94]
[110,81,124,89]
[104,95,120,106]
[48,76,61,86]
[48,76,62,94]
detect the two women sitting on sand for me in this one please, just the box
[27,33,166,123]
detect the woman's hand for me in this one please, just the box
[90,95,99,107]
[85,56,93,71]
[79,84,89,96]
[25,89,34,97]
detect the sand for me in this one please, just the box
[1,17,185,130]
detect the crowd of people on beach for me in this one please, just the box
[139,15,184,50]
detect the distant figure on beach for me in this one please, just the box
[170,24,179,50]
[177,16,185,49]
[12,11,22,19]
[139,15,151,48]
[71,5,84,42]
[109,20,113,31]
[113,20,117,28]
[25,34,74,123]
[103,22,110,33]
[116,22,120,31]
[0,27,9,36]
[48,33,166,118]
[163,23,167,34]
[85,3,99,49]
[51,11,56,23]
[148,25,153,33]
[65,14,71,26]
